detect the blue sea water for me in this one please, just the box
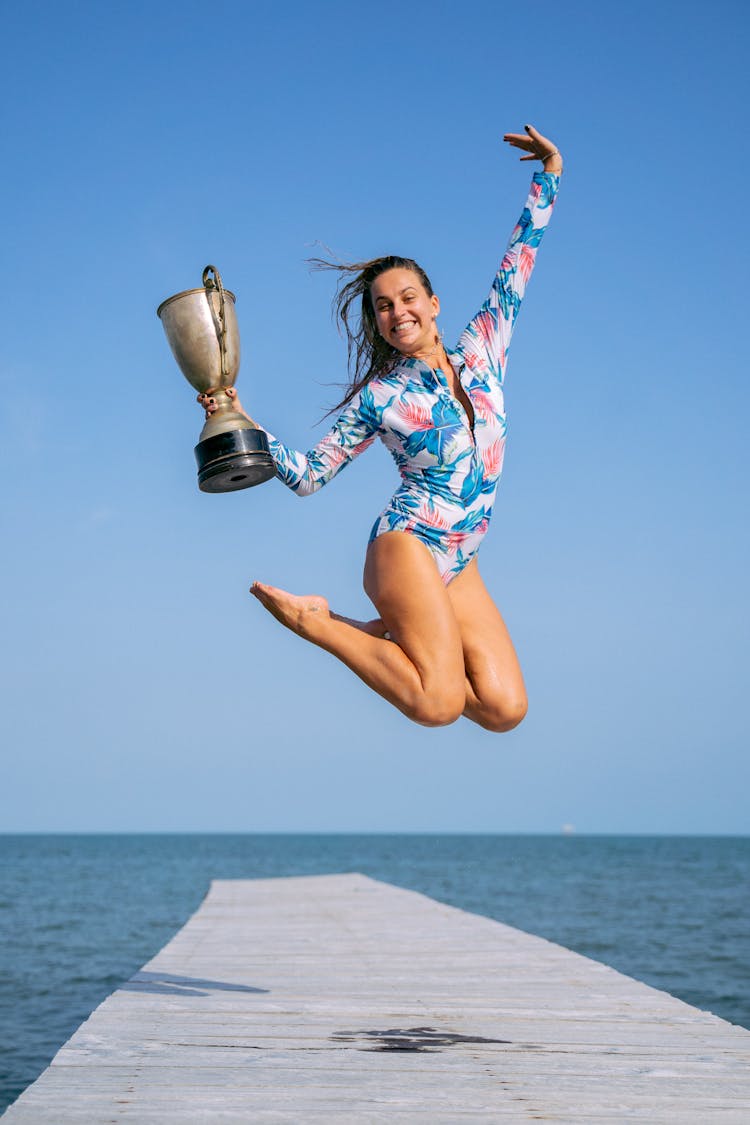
[1,833,748,1112]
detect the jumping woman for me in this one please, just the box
[203,124,563,731]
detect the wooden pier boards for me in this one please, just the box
[4,873,750,1122]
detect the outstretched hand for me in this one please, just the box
[503,124,562,171]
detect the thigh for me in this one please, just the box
[364,531,465,690]
[447,558,526,711]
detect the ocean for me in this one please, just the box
[1,833,748,1113]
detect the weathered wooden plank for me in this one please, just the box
[3,873,750,1123]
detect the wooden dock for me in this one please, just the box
[4,873,750,1122]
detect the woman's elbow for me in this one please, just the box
[292,479,324,498]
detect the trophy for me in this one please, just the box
[157,265,276,493]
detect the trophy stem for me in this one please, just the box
[198,388,253,442]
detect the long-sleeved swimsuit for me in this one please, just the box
[266,172,559,584]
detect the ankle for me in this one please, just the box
[297,602,331,642]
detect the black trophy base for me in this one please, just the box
[195,428,276,493]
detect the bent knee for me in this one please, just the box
[478,693,528,734]
[409,688,465,728]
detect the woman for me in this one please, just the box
[205,124,562,730]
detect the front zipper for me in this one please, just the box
[433,365,476,447]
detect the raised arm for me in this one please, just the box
[456,125,562,385]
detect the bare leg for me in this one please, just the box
[330,611,386,638]
[251,538,527,732]
[251,532,466,726]
[446,557,528,732]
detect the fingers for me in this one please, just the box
[503,133,533,148]
[196,392,219,415]
[504,136,537,162]
[199,384,247,417]
[504,124,559,162]
[524,123,557,156]
[503,133,536,162]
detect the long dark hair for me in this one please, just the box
[310,254,434,414]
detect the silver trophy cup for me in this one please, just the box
[157,265,275,492]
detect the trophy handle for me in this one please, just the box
[202,265,230,387]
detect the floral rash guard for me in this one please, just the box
[266,172,560,584]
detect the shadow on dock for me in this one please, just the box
[120,971,269,997]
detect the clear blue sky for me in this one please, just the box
[1,0,748,833]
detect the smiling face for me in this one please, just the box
[370,268,441,356]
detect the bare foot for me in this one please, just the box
[250,581,330,639]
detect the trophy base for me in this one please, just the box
[195,428,276,493]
